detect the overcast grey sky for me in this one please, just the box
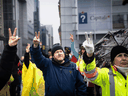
[39,0,60,44]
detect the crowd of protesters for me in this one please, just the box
[0,28,128,96]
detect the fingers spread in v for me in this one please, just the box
[38,31,40,39]
[9,28,12,38]
[90,32,93,44]
[85,32,89,43]
[13,28,17,37]
[35,32,37,38]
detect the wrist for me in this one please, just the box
[87,53,93,57]
[71,40,74,42]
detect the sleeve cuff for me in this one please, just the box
[83,51,94,64]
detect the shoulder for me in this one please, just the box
[69,61,77,69]
[97,67,110,75]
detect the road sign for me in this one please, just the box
[79,12,87,24]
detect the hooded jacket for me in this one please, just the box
[30,45,87,96]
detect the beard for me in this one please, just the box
[53,57,64,64]
[53,55,65,64]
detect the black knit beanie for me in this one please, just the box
[111,45,128,63]
[51,43,64,56]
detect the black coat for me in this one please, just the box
[11,54,20,85]
[0,45,17,90]
[12,54,20,75]
[24,52,29,69]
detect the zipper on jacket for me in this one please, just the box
[60,67,62,87]
[60,68,62,72]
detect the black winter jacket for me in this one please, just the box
[0,45,17,90]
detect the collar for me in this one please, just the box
[113,65,117,71]
[112,65,126,79]
[52,57,70,67]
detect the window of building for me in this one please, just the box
[113,14,125,29]
[112,1,122,6]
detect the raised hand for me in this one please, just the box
[82,32,94,55]
[33,31,40,48]
[8,28,20,47]
[26,43,30,53]
[70,34,74,42]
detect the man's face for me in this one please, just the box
[48,51,52,55]
[53,49,65,63]
[81,49,85,54]
[114,53,128,67]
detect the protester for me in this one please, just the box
[40,42,49,58]
[64,46,72,60]
[22,43,45,96]
[70,34,97,96]
[10,55,20,96]
[82,32,128,96]
[48,48,52,59]
[70,34,86,75]
[0,75,14,96]
[16,58,22,96]
[0,28,20,90]
[30,32,87,96]
[20,56,24,63]
[40,42,52,59]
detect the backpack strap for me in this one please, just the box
[108,68,116,96]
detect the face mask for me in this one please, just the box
[116,66,128,74]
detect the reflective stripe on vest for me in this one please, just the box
[109,68,116,96]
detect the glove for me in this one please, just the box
[82,32,94,54]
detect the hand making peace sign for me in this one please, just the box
[70,34,74,42]
[82,32,94,55]
[33,31,40,48]
[8,28,20,47]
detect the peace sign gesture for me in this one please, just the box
[82,32,94,55]
[8,28,20,47]
[70,34,74,42]
[33,31,40,48]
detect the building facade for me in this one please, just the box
[40,25,53,53]
[0,0,40,58]
[0,0,4,53]
[34,0,40,32]
[59,0,128,51]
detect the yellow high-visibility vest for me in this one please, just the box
[84,59,128,96]
[22,61,45,96]
[76,56,85,76]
